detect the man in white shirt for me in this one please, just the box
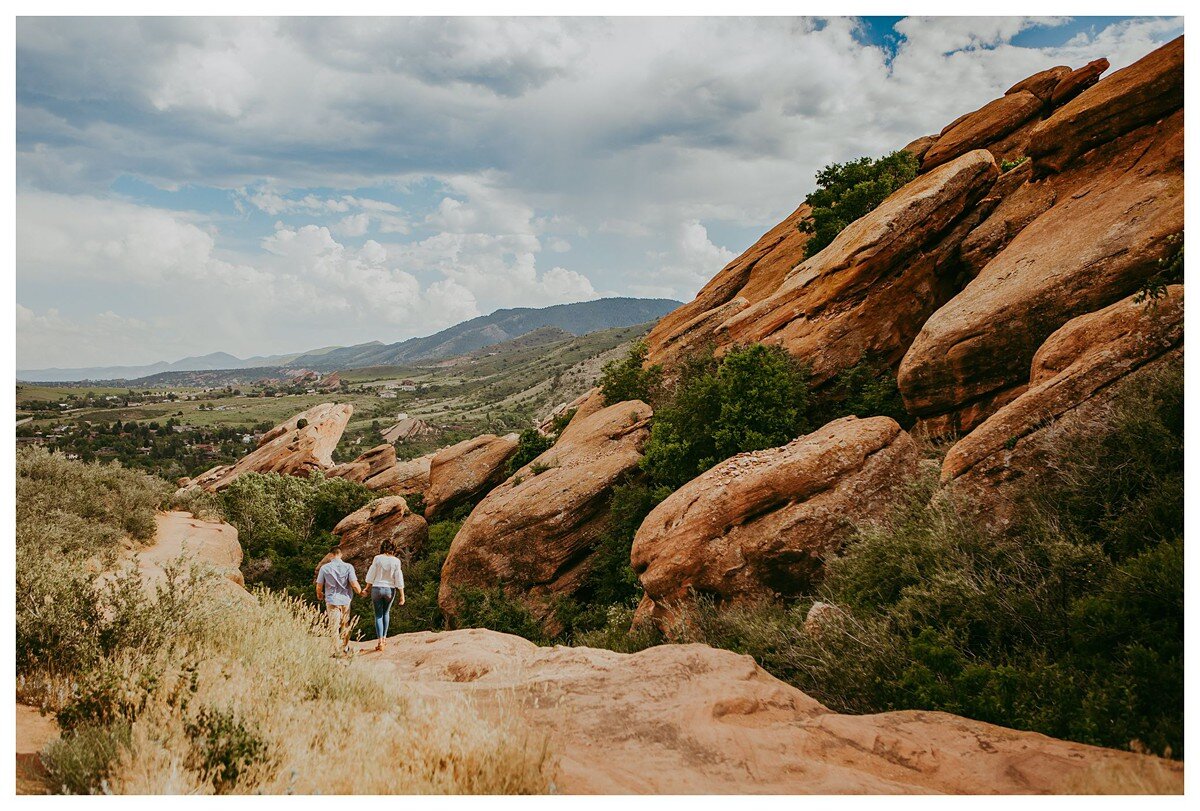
[315,543,363,656]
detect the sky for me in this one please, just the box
[15,15,1183,370]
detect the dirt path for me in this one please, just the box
[139,511,246,591]
[15,703,60,795]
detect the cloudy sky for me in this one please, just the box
[15,15,1183,369]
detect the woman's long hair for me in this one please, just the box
[379,537,397,556]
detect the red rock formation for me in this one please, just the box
[631,416,918,625]
[1048,58,1109,107]
[185,402,353,492]
[334,495,429,573]
[424,433,520,520]
[1005,65,1072,101]
[941,286,1182,519]
[643,203,813,369]
[921,91,1043,170]
[900,105,1182,435]
[1029,37,1180,175]
[365,627,1182,794]
[327,444,432,496]
[716,150,998,384]
[438,401,652,628]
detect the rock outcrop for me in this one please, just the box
[899,98,1182,434]
[333,495,429,572]
[438,401,652,628]
[328,444,432,497]
[716,150,998,384]
[1005,65,1072,101]
[921,91,1043,170]
[643,203,813,369]
[941,286,1183,516]
[363,628,1182,794]
[1029,38,1180,174]
[185,402,353,492]
[380,416,435,444]
[631,416,918,625]
[1048,58,1109,107]
[424,433,520,520]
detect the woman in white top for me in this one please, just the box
[363,537,406,652]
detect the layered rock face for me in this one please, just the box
[366,628,1182,794]
[333,495,429,572]
[1028,38,1182,174]
[900,107,1182,434]
[328,444,432,497]
[643,40,1181,437]
[423,433,521,520]
[631,416,918,624]
[717,150,998,384]
[941,286,1183,518]
[438,401,652,627]
[643,203,813,369]
[186,402,353,492]
[897,37,1183,435]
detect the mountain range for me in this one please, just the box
[17,297,682,382]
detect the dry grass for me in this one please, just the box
[1061,755,1183,795]
[97,591,550,794]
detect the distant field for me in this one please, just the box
[16,383,152,406]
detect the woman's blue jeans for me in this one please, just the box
[371,586,396,640]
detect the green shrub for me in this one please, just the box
[800,149,919,258]
[642,344,810,489]
[1000,156,1029,172]
[453,587,546,644]
[507,428,554,475]
[599,340,662,405]
[811,355,911,428]
[43,722,133,795]
[185,707,274,793]
[1136,233,1183,303]
[219,472,374,599]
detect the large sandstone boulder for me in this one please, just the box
[1005,65,1072,101]
[333,495,429,573]
[186,402,353,492]
[438,401,653,627]
[1028,37,1181,175]
[716,150,998,384]
[921,91,1043,170]
[327,444,432,497]
[644,204,813,369]
[941,286,1183,517]
[899,99,1182,435]
[365,628,1181,794]
[424,433,520,520]
[380,416,435,444]
[1048,58,1109,107]
[631,416,919,625]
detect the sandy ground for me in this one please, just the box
[15,703,60,795]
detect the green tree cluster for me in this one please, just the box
[800,149,919,258]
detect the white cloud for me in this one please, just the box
[15,16,1183,366]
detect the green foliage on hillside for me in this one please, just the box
[672,359,1184,758]
[507,428,556,475]
[641,344,811,489]
[800,149,919,258]
[599,340,662,405]
[219,472,375,599]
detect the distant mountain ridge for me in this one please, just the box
[17,297,682,382]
